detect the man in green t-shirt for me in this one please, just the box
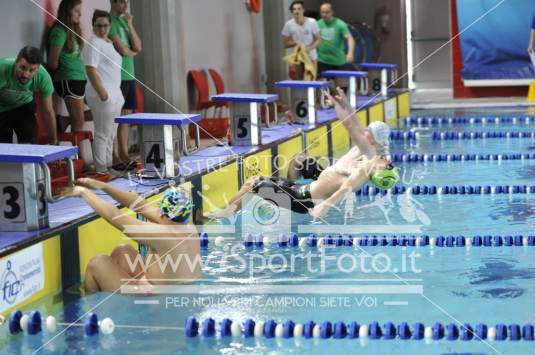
[109,0,143,168]
[317,2,355,75]
[0,46,57,144]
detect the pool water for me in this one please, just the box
[2,109,535,355]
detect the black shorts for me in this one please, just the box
[120,80,138,110]
[317,62,356,77]
[0,101,36,143]
[54,80,86,99]
[251,176,314,214]
[299,157,325,180]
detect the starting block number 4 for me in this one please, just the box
[140,125,180,177]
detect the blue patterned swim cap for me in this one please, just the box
[159,187,194,222]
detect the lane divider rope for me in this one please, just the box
[391,153,535,163]
[184,316,535,341]
[404,115,533,126]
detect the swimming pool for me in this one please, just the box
[2,109,535,355]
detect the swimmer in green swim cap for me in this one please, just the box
[208,88,399,220]
[371,163,400,190]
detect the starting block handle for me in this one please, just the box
[360,77,369,95]
[40,158,75,203]
[180,125,200,156]
[264,103,270,128]
[263,103,278,128]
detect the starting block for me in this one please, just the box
[321,70,369,109]
[274,80,329,125]
[115,113,201,178]
[211,93,279,146]
[0,143,77,231]
[359,63,398,97]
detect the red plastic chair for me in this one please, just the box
[34,95,93,147]
[188,70,217,117]
[208,68,229,117]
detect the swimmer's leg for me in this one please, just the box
[84,254,133,293]
[205,176,262,218]
[84,254,152,293]
[111,244,145,278]
[287,153,308,180]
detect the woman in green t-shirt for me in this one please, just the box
[47,0,89,166]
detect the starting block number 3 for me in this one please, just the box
[0,182,47,224]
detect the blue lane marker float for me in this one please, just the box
[404,115,534,126]
[206,233,535,249]
[389,131,417,141]
[356,184,535,196]
[185,317,535,341]
[431,131,535,140]
[6,311,115,336]
[390,153,535,163]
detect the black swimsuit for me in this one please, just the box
[251,177,314,214]
[299,157,325,180]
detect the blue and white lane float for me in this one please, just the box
[185,316,535,341]
[8,311,534,342]
[431,131,535,140]
[404,115,534,126]
[200,233,535,249]
[5,311,115,336]
[389,131,417,141]
[390,153,535,163]
[355,184,535,196]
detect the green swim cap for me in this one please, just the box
[371,164,399,190]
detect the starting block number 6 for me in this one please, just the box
[294,100,308,121]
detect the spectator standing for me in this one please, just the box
[47,0,89,164]
[109,0,142,169]
[317,2,355,74]
[281,1,321,80]
[0,47,57,144]
[83,10,124,174]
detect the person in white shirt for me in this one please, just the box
[82,10,125,173]
[281,0,321,79]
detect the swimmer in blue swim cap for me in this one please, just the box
[207,88,399,220]
[159,186,194,223]
[61,178,201,294]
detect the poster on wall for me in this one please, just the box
[457,0,535,84]
[0,243,44,313]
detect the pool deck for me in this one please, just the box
[0,91,408,257]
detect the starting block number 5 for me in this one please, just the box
[235,117,250,139]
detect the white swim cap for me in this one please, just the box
[368,121,391,147]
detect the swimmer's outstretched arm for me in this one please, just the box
[311,170,369,220]
[64,186,202,282]
[324,88,373,154]
[62,186,169,240]
[76,178,164,224]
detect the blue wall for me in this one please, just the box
[457,0,535,79]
